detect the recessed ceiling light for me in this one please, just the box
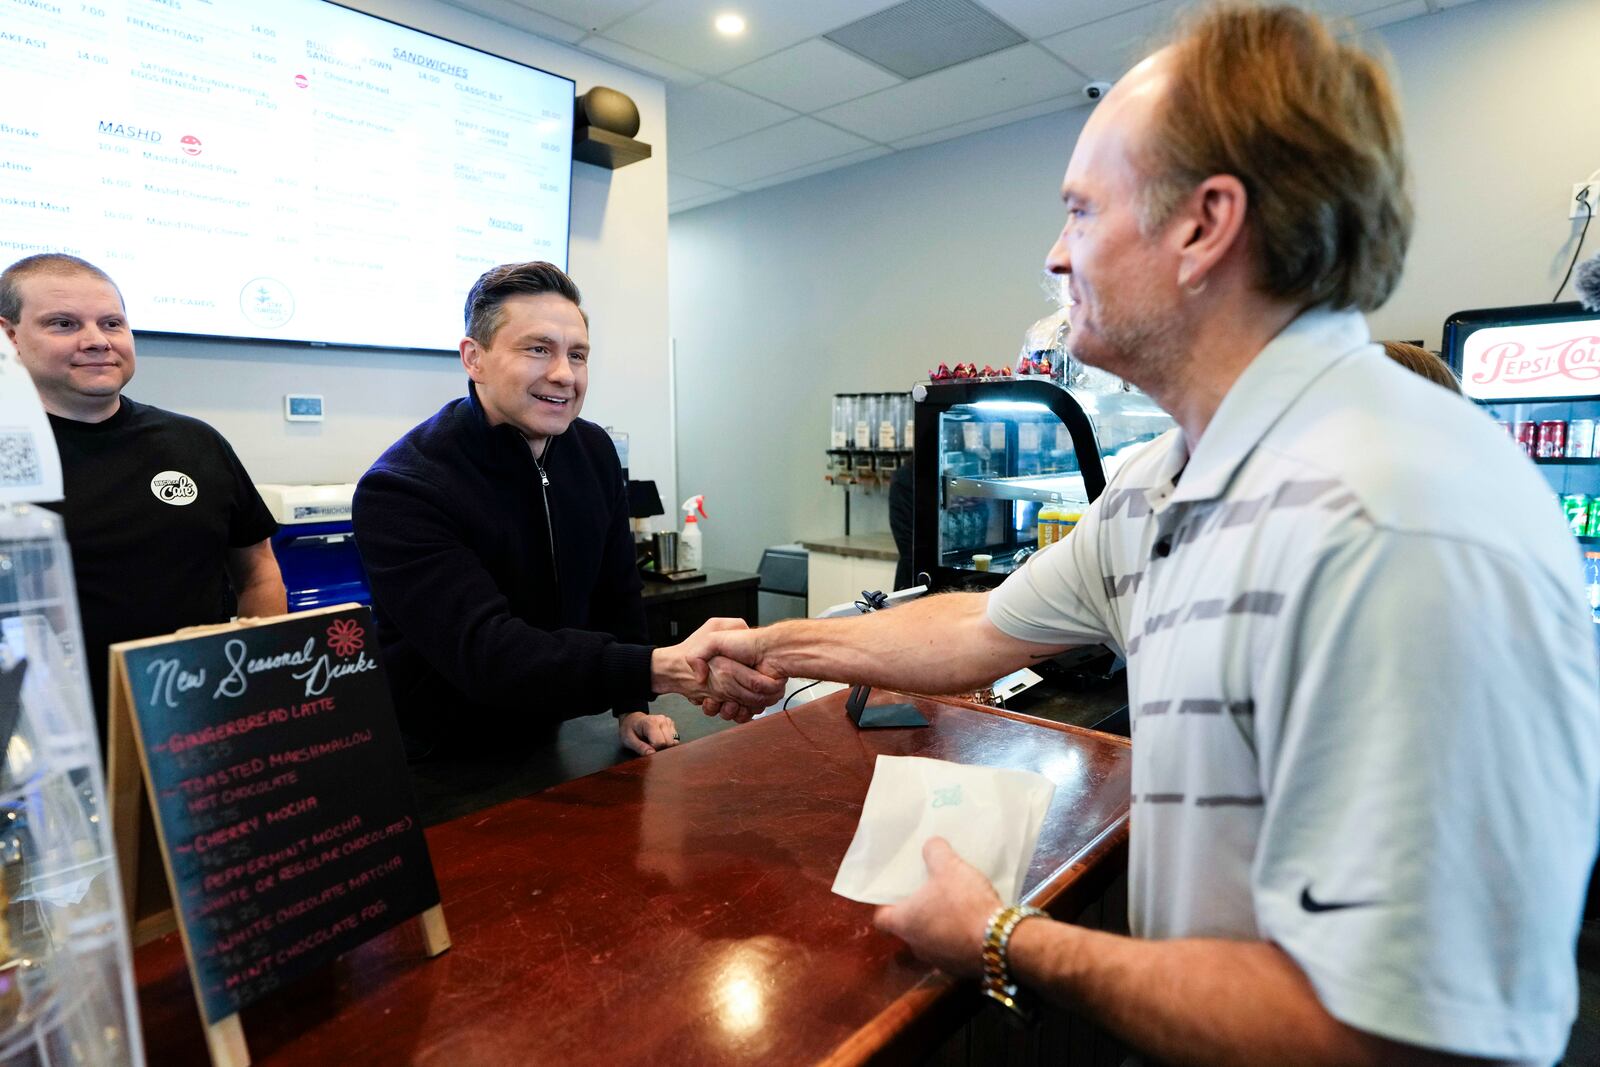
[714,12,746,36]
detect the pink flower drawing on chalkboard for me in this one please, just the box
[326,618,366,658]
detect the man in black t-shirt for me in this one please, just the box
[0,254,285,746]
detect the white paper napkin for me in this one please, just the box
[832,755,1056,905]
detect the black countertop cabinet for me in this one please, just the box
[639,568,759,644]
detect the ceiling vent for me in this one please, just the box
[824,0,1026,80]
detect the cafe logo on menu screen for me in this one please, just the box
[1462,320,1600,401]
[150,470,198,506]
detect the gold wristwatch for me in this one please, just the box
[980,903,1047,1021]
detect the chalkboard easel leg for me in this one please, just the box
[418,904,451,957]
[206,1013,249,1067]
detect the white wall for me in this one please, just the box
[670,0,1600,572]
[127,0,675,501]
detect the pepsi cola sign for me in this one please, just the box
[1461,320,1600,401]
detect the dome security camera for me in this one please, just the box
[1084,81,1113,102]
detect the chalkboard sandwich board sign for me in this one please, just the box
[108,604,448,1067]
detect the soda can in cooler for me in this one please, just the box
[1514,421,1538,456]
[1571,420,1597,458]
[1563,494,1590,536]
[1539,420,1568,458]
[1588,498,1600,537]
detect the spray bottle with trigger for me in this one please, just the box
[679,495,707,572]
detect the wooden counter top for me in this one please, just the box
[134,691,1131,1066]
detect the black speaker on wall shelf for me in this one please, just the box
[574,86,652,169]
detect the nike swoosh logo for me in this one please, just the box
[1300,886,1377,913]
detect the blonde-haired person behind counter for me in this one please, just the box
[1382,340,1462,394]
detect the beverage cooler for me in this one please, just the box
[910,373,1174,590]
[1444,301,1600,631]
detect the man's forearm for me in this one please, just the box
[758,592,1054,696]
[1007,922,1497,1067]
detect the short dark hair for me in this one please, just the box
[0,254,123,322]
[463,261,584,345]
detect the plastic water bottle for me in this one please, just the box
[1587,556,1600,623]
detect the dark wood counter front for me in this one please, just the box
[135,691,1131,1066]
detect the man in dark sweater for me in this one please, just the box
[354,262,776,757]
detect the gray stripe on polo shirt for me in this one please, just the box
[1220,496,1269,528]
[1143,607,1184,635]
[1099,487,1152,520]
[1103,571,1145,600]
[1228,590,1284,616]
[1137,591,1283,647]
[1126,634,1142,656]
[1141,793,1185,804]
[1194,794,1265,807]
[1178,699,1224,715]
[1271,478,1342,509]
[1141,700,1171,716]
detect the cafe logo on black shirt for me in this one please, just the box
[150,470,198,506]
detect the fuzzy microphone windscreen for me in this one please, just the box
[1576,251,1600,312]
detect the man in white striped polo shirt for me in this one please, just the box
[698,5,1599,1064]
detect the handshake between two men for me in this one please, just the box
[649,592,1070,727]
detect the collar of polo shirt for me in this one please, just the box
[1170,308,1374,506]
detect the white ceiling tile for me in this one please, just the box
[670,188,743,214]
[816,43,1080,144]
[502,0,657,34]
[433,0,588,42]
[667,81,797,155]
[669,172,736,202]
[723,39,902,113]
[736,145,892,192]
[577,35,708,86]
[671,117,876,185]
[976,0,1161,39]
[889,91,1081,149]
[1037,0,1179,81]
[597,0,890,76]
[1346,0,1430,30]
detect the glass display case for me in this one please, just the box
[0,503,144,1066]
[1445,300,1600,636]
[911,374,1174,589]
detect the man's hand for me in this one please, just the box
[676,627,782,722]
[650,617,783,720]
[617,711,679,756]
[874,837,1003,979]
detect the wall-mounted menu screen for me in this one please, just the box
[0,0,573,352]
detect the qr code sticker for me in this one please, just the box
[0,431,42,488]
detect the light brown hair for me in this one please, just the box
[1139,3,1411,312]
[0,254,123,323]
[1382,340,1460,394]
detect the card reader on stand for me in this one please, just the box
[822,587,930,729]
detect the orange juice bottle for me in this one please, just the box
[1037,501,1060,548]
[1057,506,1083,541]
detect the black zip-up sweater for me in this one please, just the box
[353,384,653,750]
